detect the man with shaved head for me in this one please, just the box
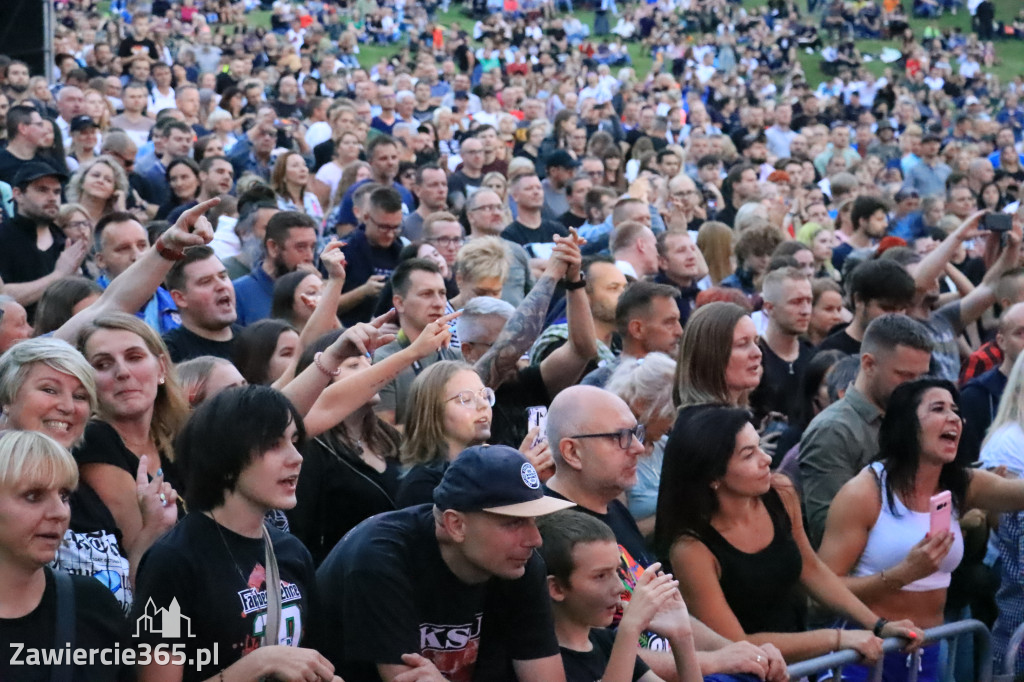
[542,386,787,682]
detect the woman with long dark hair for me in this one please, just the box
[655,405,924,665]
[820,377,1024,681]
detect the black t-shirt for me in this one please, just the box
[130,513,318,681]
[0,149,46,185]
[490,365,550,448]
[161,324,241,363]
[74,420,183,495]
[0,214,66,319]
[395,459,447,508]
[501,219,570,246]
[0,569,126,682]
[117,37,158,60]
[559,210,586,230]
[749,338,815,423]
[816,325,861,355]
[314,504,559,681]
[448,169,484,204]
[561,628,650,682]
[288,432,401,566]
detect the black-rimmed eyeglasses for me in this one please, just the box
[570,425,646,449]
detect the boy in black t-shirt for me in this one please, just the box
[537,510,703,682]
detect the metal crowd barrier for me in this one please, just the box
[1002,620,1024,679]
[786,619,993,682]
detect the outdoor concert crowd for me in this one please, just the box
[3,0,1024,679]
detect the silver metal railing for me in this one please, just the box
[786,619,993,682]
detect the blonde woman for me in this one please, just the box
[74,313,189,557]
[66,155,129,223]
[697,221,736,286]
[482,171,514,225]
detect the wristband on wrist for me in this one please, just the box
[873,617,889,637]
[313,351,342,378]
[155,238,186,261]
[562,273,586,290]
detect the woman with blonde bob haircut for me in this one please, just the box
[397,360,493,507]
[0,430,127,681]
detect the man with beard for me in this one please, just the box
[529,256,624,372]
[830,195,889,270]
[2,61,31,105]
[161,246,242,362]
[94,212,181,334]
[0,163,88,318]
[232,211,318,325]
[748,267,815,424]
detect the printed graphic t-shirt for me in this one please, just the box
[315,503,559,681]
[130,512,317,681]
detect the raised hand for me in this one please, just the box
[135,454,177,536]
[160,197,221,254]
[408,310,461,357]
[321,240,348,282]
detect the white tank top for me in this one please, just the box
[850,462,964,591]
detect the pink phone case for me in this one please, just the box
[929,491,952,536]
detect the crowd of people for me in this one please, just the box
[3,0,1024,680]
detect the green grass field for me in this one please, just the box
[107,0,1024,86]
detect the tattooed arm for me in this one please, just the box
[474,235,585,390]
[538,260,598,395]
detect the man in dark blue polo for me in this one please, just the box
[232,211,318,325]
[338,186,404,325]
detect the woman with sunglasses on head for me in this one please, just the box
[655,405,925,667]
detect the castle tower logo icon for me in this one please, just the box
[133,597,195,638]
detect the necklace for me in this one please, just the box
[207,510,250,585]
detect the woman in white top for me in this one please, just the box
[821,377,1024,681]
[272,151,324,230]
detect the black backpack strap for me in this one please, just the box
[50,567,75,682]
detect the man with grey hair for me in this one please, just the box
[543,385,788,681]
[395,90,416,124]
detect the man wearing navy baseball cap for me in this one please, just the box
[315,444,574,682]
